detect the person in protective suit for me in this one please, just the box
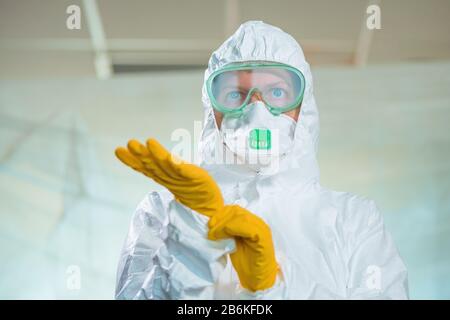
[114,21,409,299]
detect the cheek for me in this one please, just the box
[214,110,224,129]
[284,106,300,121]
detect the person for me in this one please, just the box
[114,21,409,299]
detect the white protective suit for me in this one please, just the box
[115,21,409,299]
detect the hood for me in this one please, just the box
[198,21,320,189]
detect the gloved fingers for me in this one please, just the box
[208,212,262,241]
[128,139,190,186]
[208,205,255,229]
[138,162,180,189]
[117,140,224,217]
[146,138,212,183]
[139,161,196,192]
[127,139,149,158]
[146,138,187,166]
[145,140,225,205]
[128,138,180,181]
[128,139,174,183]
[115,147,146,172]
[172,160,222,184]
[142,166,213,197]
[145,138,190,181]
[145,138,178,165]
[224,217,261,240]
[141,157,191,188]
[116,145,178,187]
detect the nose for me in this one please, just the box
[250,91,263,103]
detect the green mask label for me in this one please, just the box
[249,128,271,150]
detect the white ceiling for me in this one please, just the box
[0,0,449,78]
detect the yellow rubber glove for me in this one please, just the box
[208,205,279,292]
[115,138,224,217]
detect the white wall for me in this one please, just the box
[0,61,449,299]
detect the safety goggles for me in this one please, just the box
[206,62,305,116]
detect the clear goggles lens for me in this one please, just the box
[208,65,305,114]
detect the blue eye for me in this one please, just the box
[227,91,242,100]
[271,88,285,98]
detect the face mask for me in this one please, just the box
[219,101,297,167]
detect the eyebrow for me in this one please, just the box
[220,80,292,91]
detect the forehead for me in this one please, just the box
[215,68,293,87]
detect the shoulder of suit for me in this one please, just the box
[318,186,381,227]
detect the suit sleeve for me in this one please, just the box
[115,191,235,299]
[346,200,409,299]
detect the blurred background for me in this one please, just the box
[0,0,449,299]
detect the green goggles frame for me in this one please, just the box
[206,62,305,116]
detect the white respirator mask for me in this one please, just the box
[219,101,297,168]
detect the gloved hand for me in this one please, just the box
[116,139,278,292]
[208,205,279,292]
[115,138,224,217]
